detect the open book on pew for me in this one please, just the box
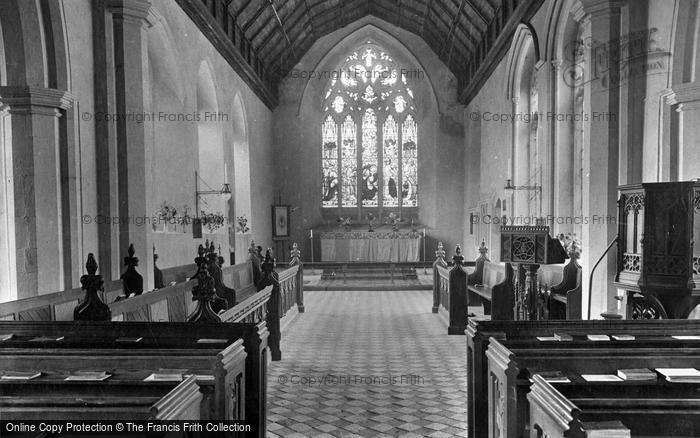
[0,333,14,341]
[196,338,229,344]
[1,371,42,380]
[656,368,700,383]
[64,371,111,381]
[581,420,630,438]
[532,371,570,383]
[29,335,64,342]
[144,369,190,382]
[581,374,623,382]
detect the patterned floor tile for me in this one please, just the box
[267,290,467,437]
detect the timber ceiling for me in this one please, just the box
[229,0,502,82]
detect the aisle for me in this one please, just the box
[267,290,468,437]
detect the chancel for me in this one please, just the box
[0,0,699,436]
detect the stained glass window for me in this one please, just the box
[383,115,399,207]
[322,115,339,208]
[341,115,357,207]
[401,115,418,207]
[321,43,418,211]
[361,109,378,207]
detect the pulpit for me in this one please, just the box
[615,181,700,319]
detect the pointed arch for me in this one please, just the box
[231,92,251,257]
[196,60,226,225]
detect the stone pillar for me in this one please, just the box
[0,87,73,297]
[107,0,154,290]
[667,87,700,180]
[0,104,16,300]
[576,0,625,318]
[551,59,576,235]
[535,60,555,221]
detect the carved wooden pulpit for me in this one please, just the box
[615,181,700,319]
[500,225,568,320]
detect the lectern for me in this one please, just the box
[500,225,568,320]
[615,181,700,319]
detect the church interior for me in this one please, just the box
[1,0,700,436]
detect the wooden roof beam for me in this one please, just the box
[442,0,467,58]
[242,2,269,32]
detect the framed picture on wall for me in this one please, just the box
[272,205,290,239]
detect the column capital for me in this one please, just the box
[665,83,700,106]
[575,0,626,22]
[108,0,153,25]
[0,86,74,115]
[551,59,563,71]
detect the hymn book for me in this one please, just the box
[29,335,65,342]
[1,371,41,380]
[581,420,630,438]
[0,333,14,341]
[617,368,656,381]
[196,338,228,344]
[611,334,635,341]
[115,336,143,343]
[581,374,623,382]
[586,334,611,341]
[553,332,573,341]
[533,371,571,383]
[656,368,700,383]
[144,369,189,382]
[64,371,111,381]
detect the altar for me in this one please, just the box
[318,225,423,262]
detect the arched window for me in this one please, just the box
[321,43,418,214]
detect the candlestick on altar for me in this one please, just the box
[309,229,315,274]
[423,227,427,274]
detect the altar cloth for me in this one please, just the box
[319,230,421,262]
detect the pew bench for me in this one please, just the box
[486,336,700,438]
[0,372,207,422]
[466,319,700,438]
[467,260,513,318]
[529,374,700,437]
[0,321,264,434]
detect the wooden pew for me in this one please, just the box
[0,321,262,433]
[528,374,700,437]
[466,318,700,438]
[0,371,208,422]
[484,335,700,438]
[467,260,515,319]
[432,242,476,325]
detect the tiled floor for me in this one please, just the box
[267,290,468,437]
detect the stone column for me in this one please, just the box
[551,59,576,235]
[667,85,700,180]
[107,0,154,290]
[0,86,73,297]
[535,60,555,222]
[576,0,625,318]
